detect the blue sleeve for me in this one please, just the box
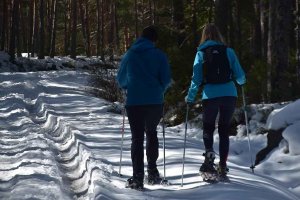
[227,48,246,85]
[116,53,129,89]
[159,52,172,92]
[186,51,203,102]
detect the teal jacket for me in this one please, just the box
[186,40,246,102]
[117,37,171,105]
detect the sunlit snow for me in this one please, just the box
[0,67,300,199]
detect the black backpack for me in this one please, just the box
[200,45,232,84]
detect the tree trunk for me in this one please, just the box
[191,0,198,47]
[85,1,91,57]
[50,0,57,58]
[21,1,28,56]
[228,0,234,47]
[124,25,130,51]
[9,0,20,61]
[208,0,214,23]
[101,0,105,61]
[230,0,242,55]
[260,0,268,60]
[79,0,87,54]
[70,0,77,59]
[109,0,116,61]
[63,0,70,56]
[296,0,300,83]
[16,1,21,57]
[215,0,230,42]
[135,0,138,38]
[79,0,91,57]
[38,0,45,59]
[141,0,145,26]
[46,0,51,54]
[149,0,156,24]
[172,0,185,46]
[115,1,120,54]
[149,0,153,24]
[252,0,262,59]
[236,0,242,51]
[28,0,34,57]
[96,0,101,57]
[1,0,7,51]
[267,0,293,101]
[267,0,274,101]
[153,0,158,24]
[31,0,39,57]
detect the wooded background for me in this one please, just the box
[0,0,300,106]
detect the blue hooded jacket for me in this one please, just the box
[117,37,171,105]
[186,40,246,102]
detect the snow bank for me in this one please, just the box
[265,99,300,155]
[0,51,10,60]
[266,99,300,130]
[282,121,300,155]
[0,51,19,71]
[0,51,117,73]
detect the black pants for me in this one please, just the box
[202,96,236,166]
[126,104,163,179]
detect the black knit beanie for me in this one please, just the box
[142,25,158,42]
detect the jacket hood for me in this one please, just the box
[130,37,155,52]
[197,40,223,51]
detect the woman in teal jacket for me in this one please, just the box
[186,24,246,180]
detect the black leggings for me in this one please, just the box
[126,104,163,178]
[202,96,236,166]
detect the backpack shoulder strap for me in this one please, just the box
[199,44,227,61]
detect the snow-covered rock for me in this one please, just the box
[266,99,300,131]
[265,99,300,155]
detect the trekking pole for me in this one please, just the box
[242,86,255,173]
[119,91,126,176]
[161,106,169,186]
[181,104,189,187]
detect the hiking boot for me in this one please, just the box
[125,176,144,190]
[199,151,217,173]
[217,163,229,176]
[216,163,229,182]
[146,168,161,185]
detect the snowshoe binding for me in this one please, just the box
[217,163,230,182]
[199,151,218,183]
[145,168,161,185]
[125,177,144,191]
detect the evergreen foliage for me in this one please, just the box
[0,0,299,119]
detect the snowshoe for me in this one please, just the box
[199,151,218,183]
[200,171,218,183]
[125,177,144,191]
[218,174,230,182]
[145,168,161,185]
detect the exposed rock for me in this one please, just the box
[255,129,284,165]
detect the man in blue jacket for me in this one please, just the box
[117,25,171,190]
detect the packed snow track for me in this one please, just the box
[0,71,298,200]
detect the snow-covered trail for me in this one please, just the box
[0,71,298,200]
